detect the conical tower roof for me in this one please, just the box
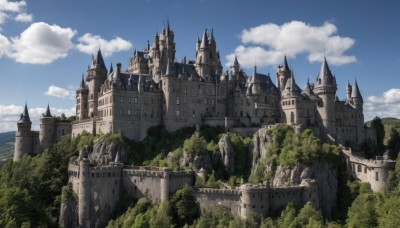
[92,48,106,69]
[351,79,363,100]
[283,55,290,71]
[200,29,209,48]
[44,104,52,117]
[316,57,335,87]
[18,103,31,124]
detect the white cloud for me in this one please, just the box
[45,85,74,99]
[15,12,32,22]
[0,33,10,57]
[9,22,76,64]
[0,104,75,132]
[0,0,26,12]
[0,11,8,24]
[364,88,400,121]
[226,21,356,68]
[0,0,28,25]
[76,33,133,57]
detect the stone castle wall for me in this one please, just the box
[342,146,395,191]
[195,188,241,216]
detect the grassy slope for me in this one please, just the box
[0,131,15,160]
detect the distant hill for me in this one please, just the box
[365,117,400,145]
[0,131,15,161]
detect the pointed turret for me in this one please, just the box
[18,103,31,124]
[316,57,335,86]
[200,29,209,49]
[44,104,52,117]
[109,63,114,74]
[346,81,352,100]
[351,79,362,100]
[92,49,106,69]
[80,74,86,88]
[114,151,121,163]
[283,55,290,71]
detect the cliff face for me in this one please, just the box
[249,128,338,218]
[218,134,235,174]
[89,138,128,165]
[273,162,338,218]
[59,185,78,228]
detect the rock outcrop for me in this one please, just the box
[273,162,338,218]
[218,134,235,173]
[89,138,128,165]
[59,185,78,228]
[249,128,274,173]
[178,151,213,172]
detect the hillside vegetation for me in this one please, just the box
[0,131,15,161]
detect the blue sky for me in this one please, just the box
[0,0,399,132]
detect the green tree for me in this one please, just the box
[277,203,297,228]
[294,202,323,228]
[347,193,379,228]
[170,185,200,226]
[387,128,400,159]
[371,116,385,155]
[183,125,207,158]
[0,186,50,227]
[378,194,400,228]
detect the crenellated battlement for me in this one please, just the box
[197,188,241,195]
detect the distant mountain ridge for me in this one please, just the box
[0,131,15,160]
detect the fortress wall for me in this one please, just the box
[230,127,259,137]
[195,188,241,216]
[268,186,305,216]
[68,164,80,194]
[122,169,164,201]
[55,122,72,143]
[343,147,395,191]
[169,171,194,194]
[88,166,123,227]
[72,120,95,137]
[202,117,225,128]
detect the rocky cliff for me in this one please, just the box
[218,134,235,173]
[89,138,128,165]
[249,128,338,218]
[59,184,78,228]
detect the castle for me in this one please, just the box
[13,104,71,161]
[13,23,395,227]
[70,21,372,146]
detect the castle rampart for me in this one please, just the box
[341,146,395,191]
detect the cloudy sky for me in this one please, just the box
[0,0,399,132]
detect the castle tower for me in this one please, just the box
[161,168,172,201]
[313,58,337,137]
[251,65,261,95]
[230,55,240,81]
[39,104,55,150]
[86,49,107,118]
[195,29,210,78]
[76,75,89,120]
[14,103,32,161]
[78,151,91,228]
[351,79,363,111]
[281,75,302,125]
[276,56,291,92]
[346,81,352,101]
[239,184,269,219]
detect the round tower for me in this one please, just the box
[77,74,89,120]
[161,168,172,201]
[281,76,302,125]
[313,58,337,136]
[346,81,352,100]
[39,104,55,150]
[239,183,269,219]
[351,79,363,112]
[14,104,33,161]
[78,151,91,228]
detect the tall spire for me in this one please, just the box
[351,79,363,99]
[283,55,290,71]
[80,74,85,88]
[166,18,171,35]
[233,55,239,66]
[319,57,333,79]
[200,28,209,48]
[210,28,214,40]
[92,48,106,69]
[18,103,31,123]
[44,103,52,117]
[109,63,114,74]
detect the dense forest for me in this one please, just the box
[0,117,400,227]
